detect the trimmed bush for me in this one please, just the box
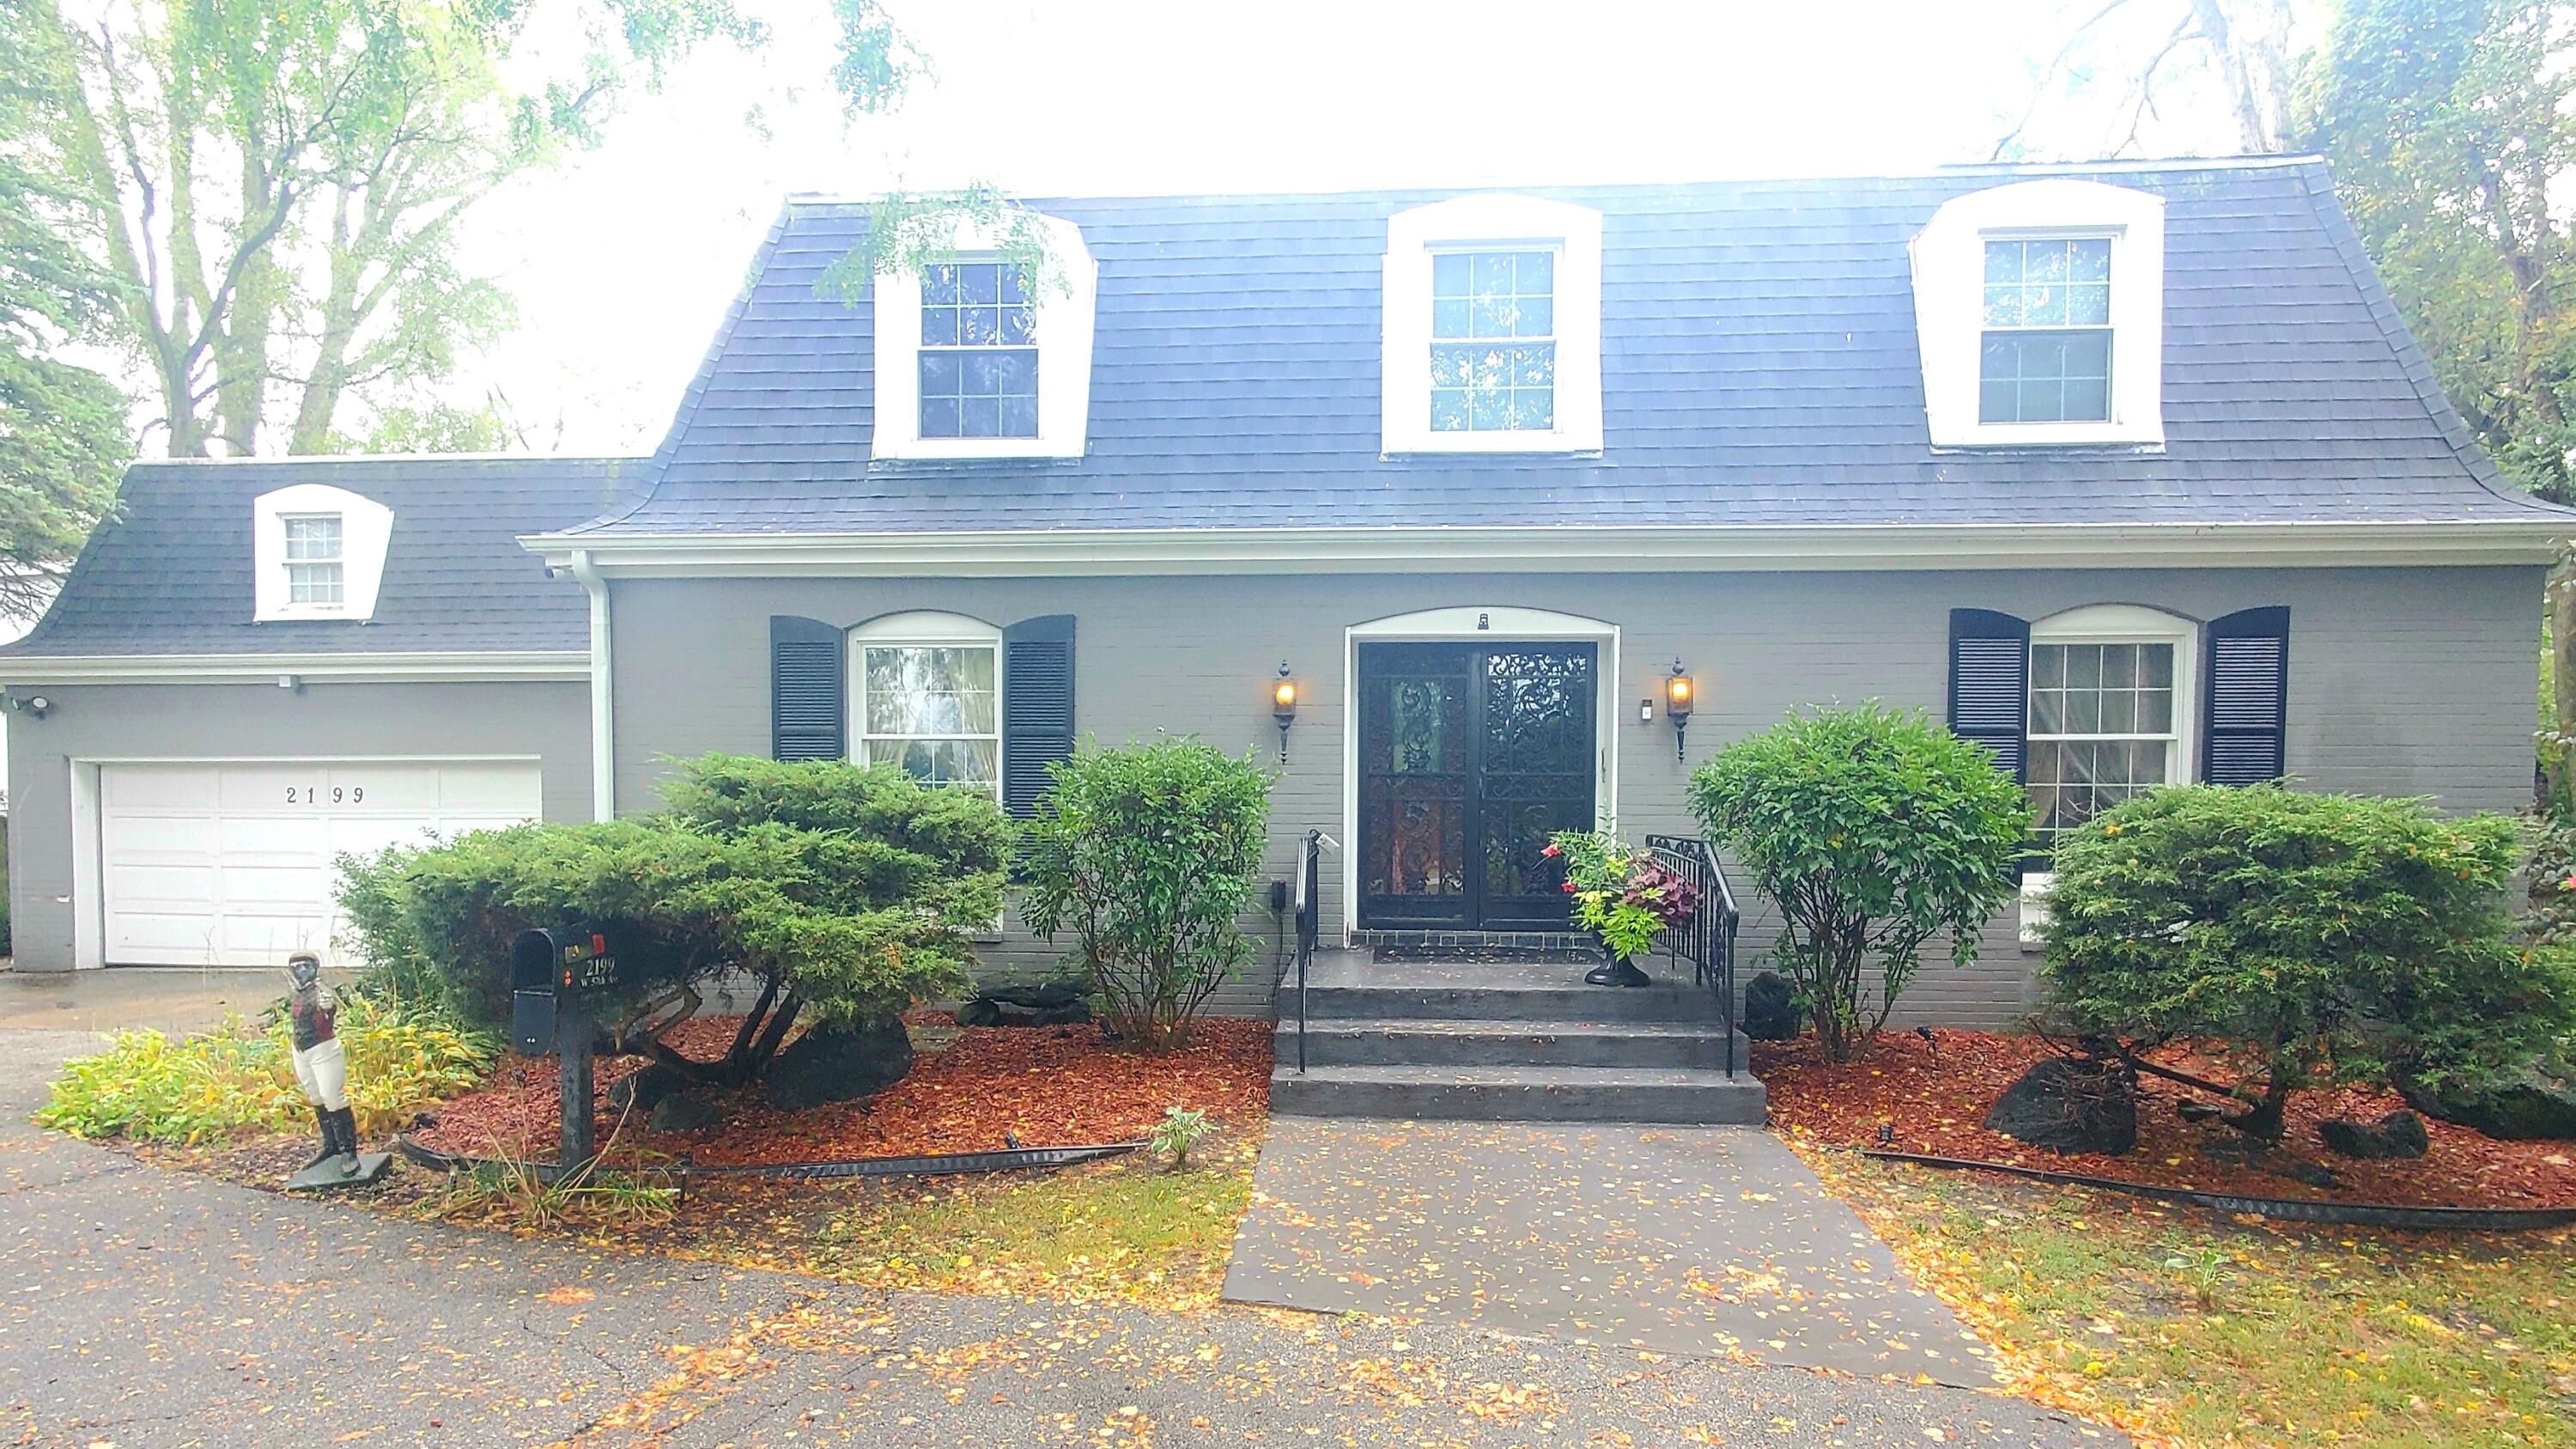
[1016,738,1272,1051]
[1686,703,2031,1062]
[2043,785,2576,1141]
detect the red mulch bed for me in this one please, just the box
[412,1014,1272,1166]
[1758,1029,2576,1210]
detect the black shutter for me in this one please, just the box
[1948,608,2031,782]
[1002,613,1076,818]
[770,615,845,761]
[2202,606,2289,784]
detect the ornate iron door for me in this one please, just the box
[1358,642,1595,931]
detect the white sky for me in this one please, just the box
[459,0,2260,454]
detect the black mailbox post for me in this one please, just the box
[509,927,621,1167]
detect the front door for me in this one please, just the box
[1357,641,1597,931]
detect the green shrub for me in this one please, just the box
[1017,738,1272,1051]
[2043,785,2576,1140]
[35,993,495,1143]
[1686,703,2032,1062]
[333,755,1008,1086]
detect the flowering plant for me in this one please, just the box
[1544,831,1700,963]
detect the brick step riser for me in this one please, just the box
[1284,985,1728,1026]
[1267,1074,1769,1125]
[1277,1025,1730,1070]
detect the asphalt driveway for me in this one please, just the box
[0,987,2121,1447]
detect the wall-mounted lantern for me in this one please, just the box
[1,693,51,720]
[1271,661,1299,764]
[1663,659,1694,761]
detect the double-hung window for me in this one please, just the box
[283,514,344,606]
[854,628,1001,798]
[1430,250,1557,432]
[917,261,1038,440]
[1979,237,2112,424]
[2026,635,2181,851]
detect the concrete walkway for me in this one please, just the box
[1224,1117,1998,1385]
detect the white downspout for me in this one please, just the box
[568,549,615,821]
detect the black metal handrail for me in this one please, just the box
[1276,828,1321,1075]
[1643,834,1742,1076]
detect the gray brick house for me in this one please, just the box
[7,156,2566,1057]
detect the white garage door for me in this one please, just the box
[100,760,543,967]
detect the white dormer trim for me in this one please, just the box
[252,483,392,623]
[1382,194,1604,456]
[870,212,1097,462]
[1911,180,2166,450]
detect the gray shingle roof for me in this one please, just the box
[8,455,641,656]
[555,156,2571,540]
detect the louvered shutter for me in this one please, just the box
[769,616,845,761]
[1948,608,2032,781]
[2202,606,2289,785]
[1001,614,1076,818]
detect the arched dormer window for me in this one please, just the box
[1382,194,1604,456]
[252,484,393,623]
[1911,180,2166,449]
[869,213,1098,461]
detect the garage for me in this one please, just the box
[99,759,543,967]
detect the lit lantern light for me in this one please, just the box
[1272,661,1298,764]
[1664,660,1695,761]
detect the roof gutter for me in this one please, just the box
[0,651,590,685]
[566,548,616,822]
[521,520,2575,578]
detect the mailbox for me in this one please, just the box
[507,926,619,1054]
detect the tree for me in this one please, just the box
[1684,704,2032,1062]
[2043,784,2576,1141]
[1990,0,2297,160]
[335,754,1009,1089]
[2,0,922,458]
[0,7,129,618]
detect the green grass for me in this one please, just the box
[1810,1151,2576,1447]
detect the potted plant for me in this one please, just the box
[1545,831,1701,987]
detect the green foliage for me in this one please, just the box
[821,181,1066,303]
[336,755,1009,1038]
[34,994,495,1143]
[1148,1105,1215,1171]
[1017,738,1273,1052]
[2042,784,2576,1138]
[1546,830,1699,963]
[1686,703,2031,1062]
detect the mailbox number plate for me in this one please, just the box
[558,935,619,992]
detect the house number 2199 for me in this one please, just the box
[284,786,363,804]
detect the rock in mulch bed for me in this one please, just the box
[413,1014,1272,1167]
[2319,1109,2430,1160]
[1983,1056,2138,1156]
[1757,1030,2576,1209]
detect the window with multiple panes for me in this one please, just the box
[1979,237,2112,424]
[856,642,1000,796]
[282,514,343,606]
[2026,639,2178,848]
[918,262,1037,440]
[1430,249,1557,432]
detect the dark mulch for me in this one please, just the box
[410,1014,1273,1166]
[1758,1029,2576,1209]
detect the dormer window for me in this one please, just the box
[1979,238,2112,424]
[1911,180,2165,449]
[870,211,1097,462]
[1382,194,1602,455]
[283,514,345,605]
[918,262,1038,439]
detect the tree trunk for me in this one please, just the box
[2551,560,2576,815]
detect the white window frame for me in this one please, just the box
[870,213,1097,462]
[2020,603,2197,943]
[281,514,345,606]
[252,483,393,622]
[1382,194,1603,456]
[847,611,1005,803]
[1911,180,2166,449]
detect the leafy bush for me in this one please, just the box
[1017,738,1272,1051]
[1546,830,1698,962]
[1686,703,2031,1062]
[2043,785,2576,1140]
[35,994,495,1143]
[335,754,1008,1087]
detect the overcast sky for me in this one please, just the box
[459,0,2263,454]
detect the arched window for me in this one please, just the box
[847,611,1004,799]
[2026,604,2197,850]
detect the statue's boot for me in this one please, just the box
[300,1106,338,1170]
[328,1107,362,1173]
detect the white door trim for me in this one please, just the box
[1340,606,1621,943]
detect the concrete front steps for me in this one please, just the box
[1270,950,1767,1125]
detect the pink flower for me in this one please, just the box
[1561,880,1577,893]
[1540,843,1563,858]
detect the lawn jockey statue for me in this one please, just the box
[282,952,390,1190]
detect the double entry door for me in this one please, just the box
[1357,641,1598,932]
